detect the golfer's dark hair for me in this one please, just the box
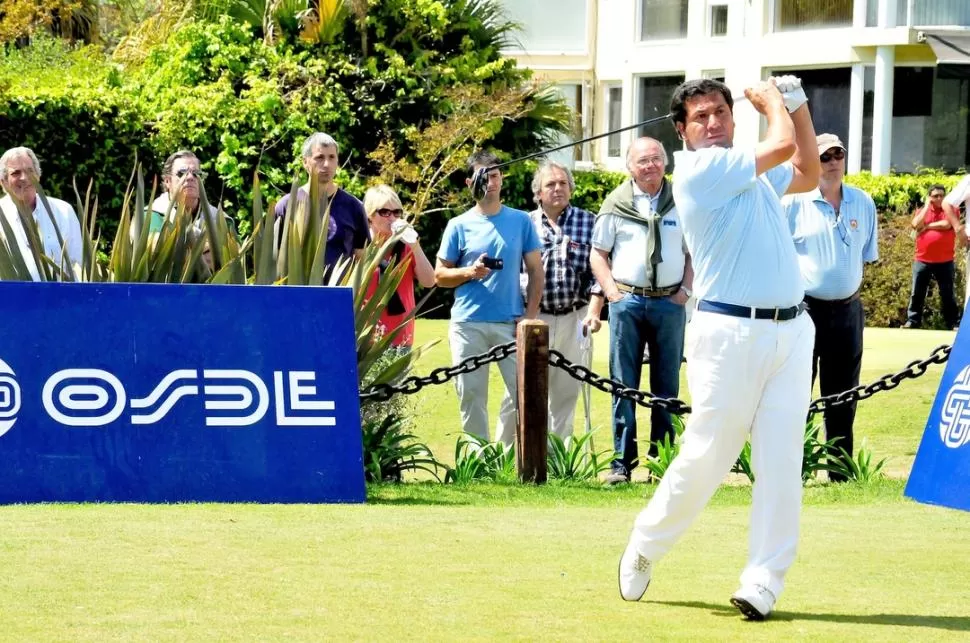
[929,183,946,196]
[467,150,500,174]
[670,79,734,126]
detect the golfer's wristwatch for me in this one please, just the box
[680,286,693,298]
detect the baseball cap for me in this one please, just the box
[816,133,846,156]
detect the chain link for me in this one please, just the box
[359,341,516,403]
[807,343,951,415]
[548,349,693,415]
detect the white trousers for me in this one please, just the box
[496,307,589,441]
[629,309,815,599]
[449,321,518,445]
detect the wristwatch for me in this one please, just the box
[680,286,693,298]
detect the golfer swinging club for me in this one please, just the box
[617,76,820,620]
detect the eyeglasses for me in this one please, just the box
[376,208,403,218]
[819,149,845,163]
[635,155,666,167]
[175,168,207,179]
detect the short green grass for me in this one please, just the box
[409,320,954,478]
[2,480,969,641]
[1,322,967,641]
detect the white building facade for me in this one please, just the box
[499,0,970,175]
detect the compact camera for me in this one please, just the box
[482,256,504,270]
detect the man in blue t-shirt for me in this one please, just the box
[274,132,369,268]
[435,151,544,445]
[616,77,821,622]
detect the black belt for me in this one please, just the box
[804,291,861,308]
[697,300,806,322]
[540,301,586,316]
[614,282,680,297]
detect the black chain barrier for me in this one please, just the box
[548,349,693,415]
[359,341,516,403]
[806,343,951,415]
[359,341,952,416]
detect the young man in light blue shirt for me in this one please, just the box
[616,77,820,622]
[435,151,544,445]
[783,133,879,481]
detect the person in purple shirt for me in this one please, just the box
[274,132,369,267]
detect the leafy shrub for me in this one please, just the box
[730,416,843,485]
[827,439,888,483]
[640,414,685,480]
[445,434,517,484]
[361,414,442,483]
[802,416,844,483]
[546,431,615,481]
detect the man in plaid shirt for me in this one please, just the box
[505,160,600,440]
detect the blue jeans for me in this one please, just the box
[608,294,686,473]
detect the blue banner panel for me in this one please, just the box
[905,331,970,512]
[0,282,365,503]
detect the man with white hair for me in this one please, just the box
[0,146,82,280]
[503,160,598,440]
[274,132,369,267]
[590,136,693,484]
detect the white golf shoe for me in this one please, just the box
[617,541,652,601]
[730,584,776,620]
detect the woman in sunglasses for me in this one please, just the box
[363,184,435,347]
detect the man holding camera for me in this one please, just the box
[435,151,544,445]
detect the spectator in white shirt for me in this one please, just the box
[0,146,82,281]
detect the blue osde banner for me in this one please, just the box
[0,282,365,503]
[905,329,970,512]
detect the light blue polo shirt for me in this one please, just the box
[783,185,879,300]
[438,205,541,322]
[672,147,803,309]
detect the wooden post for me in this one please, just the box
[517,319,548,484]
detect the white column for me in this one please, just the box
[871,0,897,175]
[871,47,894,175]
[848,64,865,175]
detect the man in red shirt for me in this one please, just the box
[905,184,962,329]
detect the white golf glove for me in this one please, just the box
[771,75,808,113]
[391,218,418,244]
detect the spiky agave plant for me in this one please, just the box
[2,165,436,394]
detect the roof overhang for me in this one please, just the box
[918,28,970,65]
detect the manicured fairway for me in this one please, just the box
[1,482,968,641]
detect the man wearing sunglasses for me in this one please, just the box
[782,133,879,482]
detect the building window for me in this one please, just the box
[547,83,587,166]
[638,75,684,159]
[498,0,588,53]
[774,0,852,31]
[709,3,728,37]
[640,0,688,41]
[607,86,623,158]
